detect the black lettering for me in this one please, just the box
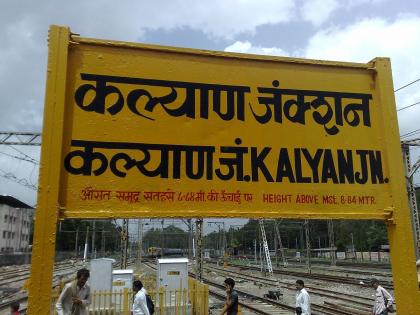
[321,150,338,183]
[276,148,295,183]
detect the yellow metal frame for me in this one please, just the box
[28,25,420,314]
[28,26,70,314]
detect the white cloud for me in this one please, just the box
[224,40,288,56]
[300,0,340,26]
[344,0,387,9]
[303,15,420,136]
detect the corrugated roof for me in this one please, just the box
[0,195,33,209]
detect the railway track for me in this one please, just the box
[142,260,371,315]
[205,264,373,307]
[220,261,393,290]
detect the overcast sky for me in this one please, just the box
[0,0,419,212]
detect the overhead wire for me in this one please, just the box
[394,78,420,92]
[8,145,39,164]
[0,151,39,165]
[0,167,37,190]
[397,100,420,112]
[401,128,420,139]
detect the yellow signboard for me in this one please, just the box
[51,27,397,219]
[28,26,420,314]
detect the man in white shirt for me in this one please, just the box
[132,280,150,315]
[56,268,91,315]
[295,279,311,315]
[371,278,394,315]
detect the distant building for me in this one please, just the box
[0,195,34,252]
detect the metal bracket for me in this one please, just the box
[384,208,395,225]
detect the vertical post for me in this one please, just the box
[350,233,356,261]
[83,226,89,262]
[161,219,165,258]
[121,219,128,269]
[304,220,311,274]
[203,284,209,314]
[91,220,96,259]
[101,228,105,257]
[195,219,203,282]
[222,222,226,257]
[402,143,420,260]
[374,57,420,313]
[218,225,221,256]
[27,25,70,315]
[123,288,130,315]
[159,287,165,315]
[137,219,143,269]
[254,239,257,265]
[75,227,79,258]
[188,219,193,261]
[274,225,278,267]
[328,219,336,266]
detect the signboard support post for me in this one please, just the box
[375,58,420,313]
[27,25,70,315]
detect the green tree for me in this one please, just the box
[142,225,188,249]
[55,220,121,253]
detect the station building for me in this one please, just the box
[0,195,33,252]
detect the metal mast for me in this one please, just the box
[274,220,288,267]
[259,220,273,276]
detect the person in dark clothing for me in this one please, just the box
[220,278,238,315]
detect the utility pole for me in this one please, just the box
[207,222,225,257]
[328,219,336,266]
[137,219,143,269]
[402,141,420,259]
[350,232,356,261]
[101,227,105,257]
[75,227,79,258]
[254,239,257,265]
[161,219,165,258]
[188,219,193,261]
[83,225,89,261]
[274,220,288,267]
[91,221,96,259]
[304,220,311,274]
[121,219,129,269]
[195,219,203,282]
[274,226,278,267]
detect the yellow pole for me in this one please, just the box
[159,287,165,315]
[27,25,70,315]
[374,57,420,313]
[203,284,209,314]
[123,288,130,315]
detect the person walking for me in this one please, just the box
[56,268,91,315]
[295,279,311,315]
[371,278,394,314]
[220,278,239,315]
[132,280,150,315]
